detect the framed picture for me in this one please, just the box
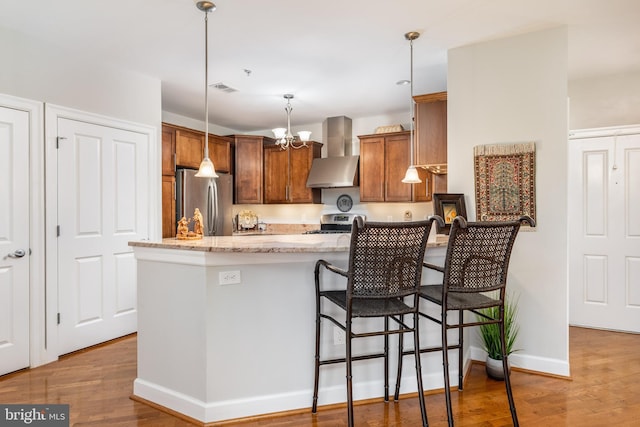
[433,193,467,234]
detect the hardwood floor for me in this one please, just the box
[1,327,638,426]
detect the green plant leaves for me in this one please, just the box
[477,294,520,360]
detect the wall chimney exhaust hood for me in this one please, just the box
[306,116,359,188]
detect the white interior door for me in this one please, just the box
[0,105,30,375]
[57,117,149,354]
[568,129,640,333]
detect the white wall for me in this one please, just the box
[0,27,161,128]
[448,27,570,376]
[569,70,640,129]
[163,111,240,136]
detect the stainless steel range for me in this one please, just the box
[305,213,365,234]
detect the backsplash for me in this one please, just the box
[232,186,436,225]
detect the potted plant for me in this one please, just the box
[477,294,520,380]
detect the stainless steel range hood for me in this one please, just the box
[306,116,359,188]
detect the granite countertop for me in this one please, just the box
[130,234,352,253]
[129,233,448,254]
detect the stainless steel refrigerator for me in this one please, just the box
[176,168,233,236]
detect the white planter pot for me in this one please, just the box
[485,356,511,380]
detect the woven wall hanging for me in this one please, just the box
[474,142,536,223]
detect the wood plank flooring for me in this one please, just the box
[1,327,638,426]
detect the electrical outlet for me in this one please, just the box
[333,326,346,345]
[219,270,241,285]
[404,210,412,221]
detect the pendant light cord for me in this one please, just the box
[409,36,415,167]
[203,10,210,159]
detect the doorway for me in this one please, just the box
[0,103,31,375]
[568,126,640,333]
[46,106,154,355]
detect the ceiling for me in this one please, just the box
[2,0,639,133]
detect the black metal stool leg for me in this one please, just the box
[394,315,404,400]
[384,316,389,401]
[441,310,454,426]
[346,319,354,427]
[312,298,321,413]
[500,319,519,426]
[458,311,464,390]
[413,312,429,426]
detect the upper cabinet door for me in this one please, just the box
[414,92,447,166]
[207,134,234,174]
[175,128,204,169]
[233,135,266,204]
[359,135,386,202]
[384,133,412,202]
[161,125,176,176]
[264,146,289,203]
[288,142,322,203]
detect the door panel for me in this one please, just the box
[57,118,148,354]
[0,106,30,375]
[264,147,289,203]
[569,131,640,332]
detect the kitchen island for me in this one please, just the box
[129,234,448,424]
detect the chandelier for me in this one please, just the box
[195,1,218,178]
[401,31,422,184]
[272,94,311,149]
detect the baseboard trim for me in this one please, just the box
[132,373,454,425]
[469,345,571,378]
[131,386,449,427]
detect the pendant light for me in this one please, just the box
[195,1,218,178]
[401,31,422,184]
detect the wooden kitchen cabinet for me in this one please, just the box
[412,168,434,202]
[175,127,205,170]
[264,142,322,204]
[414,91,448,199]
[164,123,234,173]
[162,125,176,176]
[162,175,175,238]
[359,131,412,202]
[207,134,234,174]
[161,126,176,238]
[230,135,274,204]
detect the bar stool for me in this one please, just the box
[312,216,442,427]
[395,215,535,426]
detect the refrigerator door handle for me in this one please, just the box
[208,179,218,235]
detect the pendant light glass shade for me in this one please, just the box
[401,165,421,183]
[195,1,218,178]
[297,130,312,142]
[272,128,287,140]
[195,156,216,177]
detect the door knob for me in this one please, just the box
[7,249,26,258]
